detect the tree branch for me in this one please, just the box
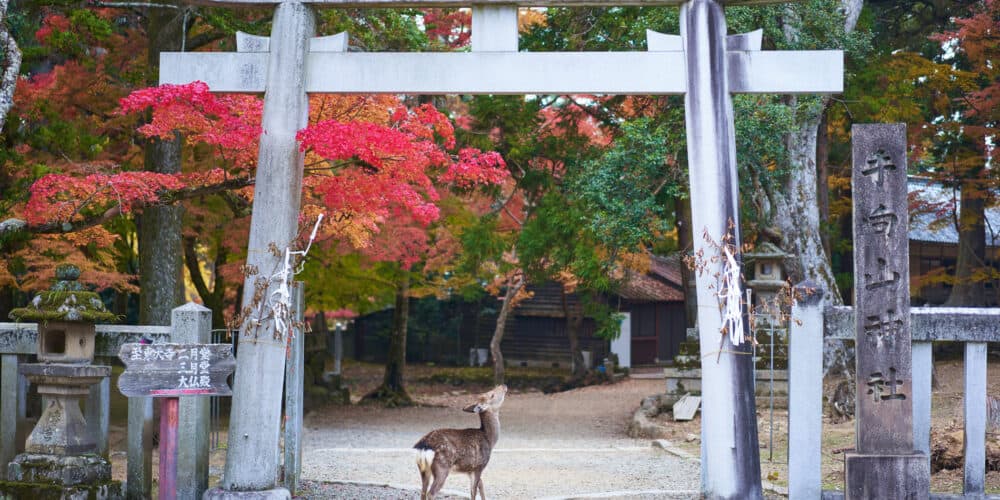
[185,31,226,51]
[1,176,254,239]
[184,236,213,302]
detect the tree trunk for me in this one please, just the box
[490,272,524,385]
[0,0,22,133]
[138,5,185,326]
[816,108,831,258]
[562,288,586,379]
[767,0,861,379]
[363,272,413,406]
[384,273,410,392]
[769,101,843,305]
[132,9,185,498]
[945,181,988,306]
[183,236,228,330]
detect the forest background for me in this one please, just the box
[0,0,997,400]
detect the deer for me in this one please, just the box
[413,384,507,500]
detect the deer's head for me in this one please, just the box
[463,384,507,414]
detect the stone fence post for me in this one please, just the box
[172,302,212,498]
[788,280,824,499]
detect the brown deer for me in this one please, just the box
[414,384,507,500]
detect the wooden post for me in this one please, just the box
[1,354,18,469]
[964,342,987,496]
[680,1,761,496]
[127,363,155,498]
[283,283,305,494]
[788,281,824,499]
[333,324,342,376]
[158,397,180,500]
[118,343,235,498]
[172,303,212,499]
[845,123,928,498]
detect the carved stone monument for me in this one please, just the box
[845,123,929,499]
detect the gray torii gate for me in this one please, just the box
[162,1,841,498]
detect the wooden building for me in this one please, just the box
[485,255,687,368]
[908,177,1000,305]
[349,256,687,369]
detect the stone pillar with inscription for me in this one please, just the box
[845,123,929,499]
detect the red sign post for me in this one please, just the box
[118,343,236,500]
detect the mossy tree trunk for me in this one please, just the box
[139,6,184,326]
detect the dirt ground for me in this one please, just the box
[100,358,997,498]
[650,358,1000,495]
[299,363,700,498]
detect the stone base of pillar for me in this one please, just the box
[845,452,929,499]
[203,487,291,499]
[1,452,121,499]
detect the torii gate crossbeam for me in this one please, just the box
[158,2,842,499]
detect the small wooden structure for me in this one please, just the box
[501,256,686,368]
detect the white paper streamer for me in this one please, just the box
[718,245,745,346]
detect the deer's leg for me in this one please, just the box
[419,466,431,500]
[427,462,451,498]
[471,470,485,499]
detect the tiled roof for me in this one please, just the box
[618,269,685,302]
[908,177,1000,246]
[649,254,684,285]
[618,254,685,302]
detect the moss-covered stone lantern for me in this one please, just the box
[9,264,118,364]
[0,264,122,498]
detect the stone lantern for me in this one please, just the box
[745,242,789,327]
[1,264,122,498]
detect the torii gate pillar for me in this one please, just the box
[206,3,314,499]
[681,1,761,497]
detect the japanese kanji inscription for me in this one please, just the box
[846,123,929,500]
[118,343,236,397]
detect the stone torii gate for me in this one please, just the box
[162,1,841,498]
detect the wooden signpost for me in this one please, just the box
[119,343,236,500]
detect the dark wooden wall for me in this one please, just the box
[493,315,608,367]
[622,300,686,365]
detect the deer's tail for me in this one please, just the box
[415,446,435,474]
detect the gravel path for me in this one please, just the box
[298,378,700,499]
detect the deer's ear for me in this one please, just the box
[463,403,481,413]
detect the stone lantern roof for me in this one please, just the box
[9,264,119,324]
[744,241,788,261]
